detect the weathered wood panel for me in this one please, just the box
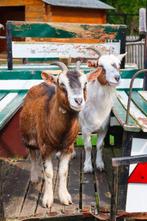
[8,21,126,41]
[2,159,30,219]
[117,91,147,132]
[81,150,96,210]
[112,98,140,132]
[12,42,120,58]
[65,149,81,215]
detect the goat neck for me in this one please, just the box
[44,91,79,152]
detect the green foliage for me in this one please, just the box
[102,0,147,34]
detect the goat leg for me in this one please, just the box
[42,155,54,208]
[29,149,40,184]
[58,152,72,205]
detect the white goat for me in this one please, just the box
[79,49,126,173]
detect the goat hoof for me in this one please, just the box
[96,161,104,171]
[83,163,93,173]
[42,194,53,208]
[59,191,72,205]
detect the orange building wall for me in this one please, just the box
[47,6,106,24]
[0,1,107,23]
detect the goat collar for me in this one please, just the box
[96,66,108,86]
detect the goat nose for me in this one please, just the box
[114,75,120,82]
[74,98,83,105]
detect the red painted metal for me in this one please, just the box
[128,162,147,183]
[0,109,28,158]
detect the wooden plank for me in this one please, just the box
[120,68,139,79]
[117,91,147,132]
[127,91,147,116]
[64,148,81,215]
[0,92,7,101]
[12,42,120,58]
[95,170,111,212]
[49,156,64,217]
[9,21,126,41]
[2,159,30,219]
[33,178,45,218]
[117,78,143,90]
[139,91,147,102]
[20,170,43,218]
[0,92,26,130]
[103,148,114,193]
[112,97,140,132]
[93,148,112,212]
[0,93,18,111]
[0,70,43,80]
[0,67,89,80]
[82,149,96,210]
[0,80,42,91]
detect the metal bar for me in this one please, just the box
[120,28,126,69]
[126,69,147,125]
[112,154,147,167]
[143,6,147,89]
[6,21,13,70]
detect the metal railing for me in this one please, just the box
[126,36,144,69]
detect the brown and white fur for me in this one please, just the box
[79,49,127,173]
[20,61,97,208]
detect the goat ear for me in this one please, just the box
[41,71,58,85]
[87,67,103,81]
[117,52,127,62]
[87,60,99,68]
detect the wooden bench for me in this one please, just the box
[107,69,147,216]
[0,20,127,157]
[1,20,147,220]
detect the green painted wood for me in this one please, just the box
[0,92,26,130]
[126,91,147,116]
[112,98,141,132]
[8,21,126,41]
[120,69,143,79]
[0,68,139,80]
[0,92,7,101]
[0,70,42,80]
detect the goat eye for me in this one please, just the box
[60,83,66,88]
[60,83,67,92]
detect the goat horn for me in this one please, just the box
[76,61,81,71]
[87,47,102,57]
[50,61,68,72]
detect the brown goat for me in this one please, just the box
[20,61,98,208]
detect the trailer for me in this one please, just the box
[0,20,147,221]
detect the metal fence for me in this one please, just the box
[126,36,144,69]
